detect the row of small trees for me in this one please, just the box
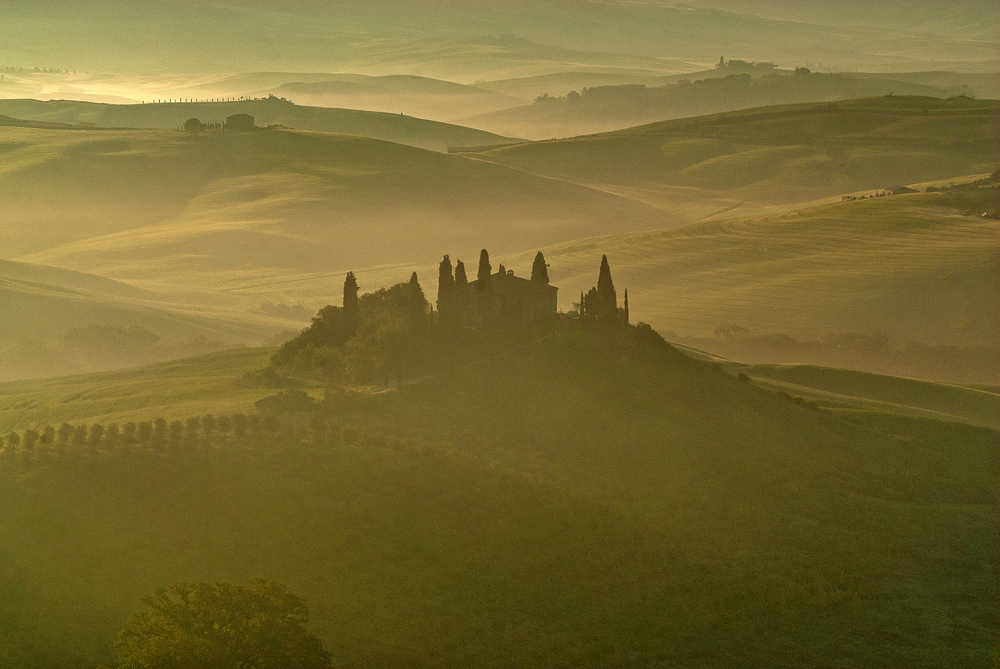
[0,412,325,456]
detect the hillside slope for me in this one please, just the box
[472,96,999,208]
[2,126,667,288]
[461,71,962,139]
[0,325,996,668]
[499,186,998,353]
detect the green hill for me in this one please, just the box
[0,98,518,152]
[0,324,996,668]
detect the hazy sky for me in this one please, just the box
[0,1,995,76]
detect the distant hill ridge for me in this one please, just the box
[0,98,520,152]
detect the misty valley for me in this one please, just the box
[0,1,998,667]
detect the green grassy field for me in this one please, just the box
[0,325,996,668]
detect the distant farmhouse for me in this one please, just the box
[224,113,257,132]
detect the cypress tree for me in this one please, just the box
[343,272,360,336]
[531,251,549,284]
[596,255,617,321]
[624,288,629,325]
[437,255,455,323]
[477,249,491,287]
[409,272,427,329]
[454,260,469,324]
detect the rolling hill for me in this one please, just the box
[497,184,998,356]
[461,70,971,140]
[1,124,668,289]
[0,98,518,152]
[470,96,999,207]
[0,323,996,668]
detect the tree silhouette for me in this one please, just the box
[168,420,183,447]
[72,424,88,448]
[454,260,469,324]
[114,579,332,669]
[531,251,549,284]
[408,272,428,329]
[122,422,138,444]
[477,249,492,287]
[183,117,205,135]
[343,272,360,337]
[437,255,455,324]
[57,422,73,447]
[597,254,618,321]
[22,429,38,451]
[476,248,493,323]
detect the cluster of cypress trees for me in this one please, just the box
[579,255,628,324]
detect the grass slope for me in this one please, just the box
[0,259,275,346]
[0,347,277,433]
[497,185,999,350]
[0,98,518,152]
[472,96,999,207]
[460,73,961,140]
[0,326,996,668]
[1,125,666,289]
[733,362,1000,430]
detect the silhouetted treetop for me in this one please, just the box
[477,249,492,289]
[597,254,618,321]
[531,251,550,284]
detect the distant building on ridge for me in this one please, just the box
[224,113,257,132]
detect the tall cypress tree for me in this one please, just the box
[437,255,455,323]
[475,249,493,324]
[531,251,549,284]
[596,255,617,321]
[343,272,360,335]
[454,260,469,324]
[477,249,491,288]
[409,272,427,329]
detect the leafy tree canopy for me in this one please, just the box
[114,579,331,669]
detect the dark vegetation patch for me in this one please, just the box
[0,316,997,668]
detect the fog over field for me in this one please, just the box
[0,2,998,668]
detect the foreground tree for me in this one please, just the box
[115,579,332,669]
